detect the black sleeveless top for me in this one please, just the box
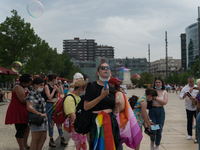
[42,84,57,101]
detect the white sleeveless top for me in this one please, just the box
[152,90,166,105]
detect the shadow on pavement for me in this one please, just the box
[48,130,70,150]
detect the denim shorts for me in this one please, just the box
[29,120,48,132]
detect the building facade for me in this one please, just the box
[180,33,186,72]
[63,37,114,61]
[150,57,181,77]
[185,22,199,70]
[70,57,148,82]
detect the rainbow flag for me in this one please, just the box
[94,111,116,150]
[47,100,58,119]
[115,92,143,149]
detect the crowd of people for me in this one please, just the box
[4,62,200,150]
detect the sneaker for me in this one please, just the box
[154,147,159,150]
[187,135,192,140]
[150,142,154,150]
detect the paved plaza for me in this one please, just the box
[0,88,199,150]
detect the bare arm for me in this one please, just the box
[113,92,125,113]
[27,101,46,118]
[155,91,168,105]
[141,101,151,126]
[56,80,64,94]
[45,84,57,100]
[14,86,26,103]
[69,112,76,122]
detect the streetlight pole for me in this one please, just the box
[198,7,200,77]
[148,44,150,74]
[165,31,168,80]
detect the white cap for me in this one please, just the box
[73,72,84,83]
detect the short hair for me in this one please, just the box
[47,74,57,81]
[74,79,86,90]
[32,77,44,85]
[153,77,165,90]
[145,87,158,97]
[19,73,32,83]
[188,76,194,81]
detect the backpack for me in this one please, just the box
[47,94,75,124]
[73,82,95,134]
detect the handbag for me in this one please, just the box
[27,112,44,126]
[147,101,152,110]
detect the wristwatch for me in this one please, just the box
[38,113,41,116]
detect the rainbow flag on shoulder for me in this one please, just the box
[94,111,116,150]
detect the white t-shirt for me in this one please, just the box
[179,84,198,111]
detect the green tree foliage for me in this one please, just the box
[190,59,199,78]
[0,10,82,81]
[0,10,35,68]
[180,71,190,84]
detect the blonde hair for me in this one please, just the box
[74,79,85,87]
[70,79,86,90]
[70,83,74,88]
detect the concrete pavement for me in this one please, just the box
[0,88,198,150]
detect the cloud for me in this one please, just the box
[0,0,200,61]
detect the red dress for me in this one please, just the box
[5,86,29,124]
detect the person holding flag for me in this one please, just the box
[84,62,121,150]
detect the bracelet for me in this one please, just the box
[147,124,151,127]
[38,113,41,116]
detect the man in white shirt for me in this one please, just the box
[179,76,198,140]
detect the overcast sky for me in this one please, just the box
[0,0,200,61]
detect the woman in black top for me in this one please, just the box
[43,74,67,147]
[84,62,121,150]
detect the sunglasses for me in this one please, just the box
[100,66,110,70]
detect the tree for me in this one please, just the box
[0,10,82,81]
[0,10,36,68]
[180,71,190,84]
[190,59,199,78]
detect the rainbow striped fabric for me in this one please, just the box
[94,111,116,150]
[115,92,143,149]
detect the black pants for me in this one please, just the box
[186,109,196,136]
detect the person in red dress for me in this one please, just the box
[5,73,32,150]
